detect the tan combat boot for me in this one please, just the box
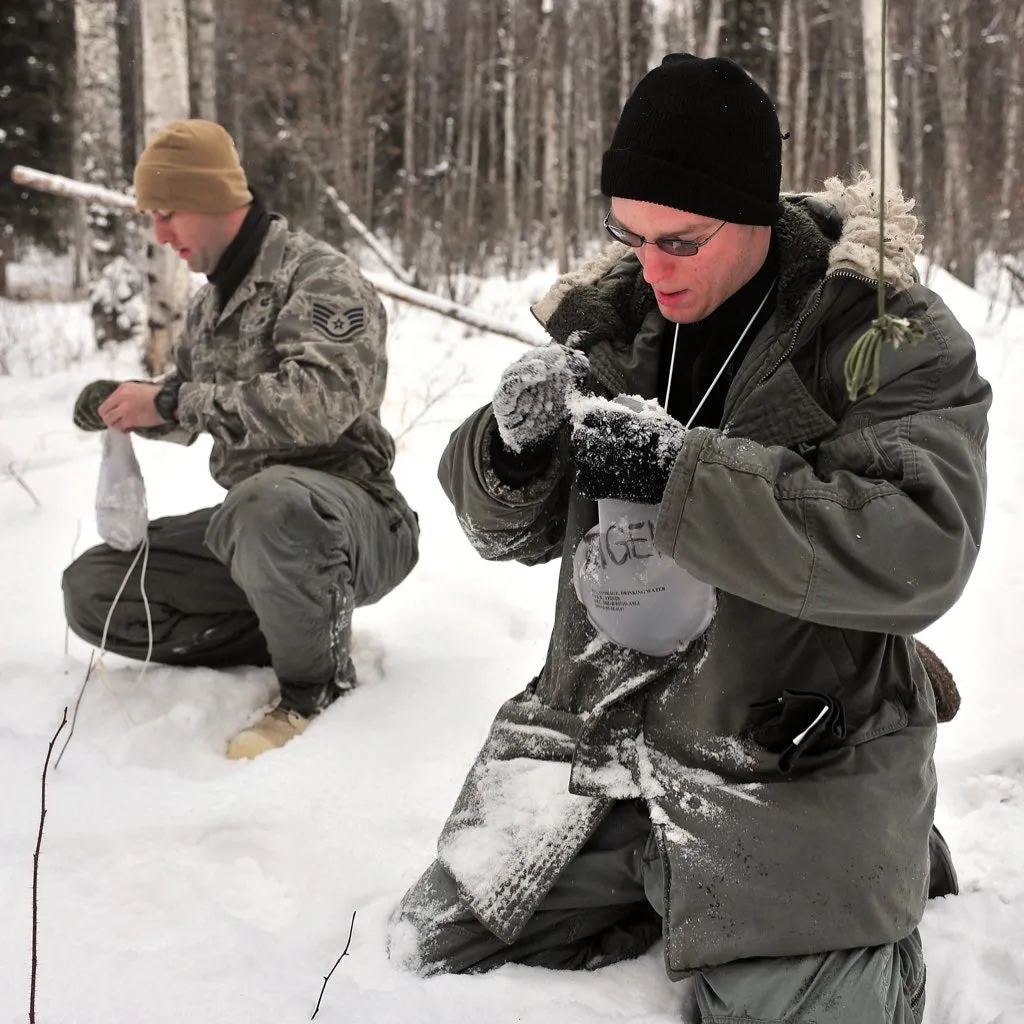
[226,704,311,760]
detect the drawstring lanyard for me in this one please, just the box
[663,280,777,428]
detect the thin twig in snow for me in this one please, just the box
[30,707,69,1024]
[311,910,357,1020]
[393,362,472,443]
[4,464,42,508]
[53,651,95,771]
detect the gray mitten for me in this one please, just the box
[492,345,589,453]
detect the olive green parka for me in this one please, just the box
[435,176,990,978]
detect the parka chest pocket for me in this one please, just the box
[746,689,908,775]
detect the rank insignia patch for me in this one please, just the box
[312,303,366,342]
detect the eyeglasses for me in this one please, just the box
[603,213,727,257]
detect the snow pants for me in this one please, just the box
[389,800,927,1024]
[62,464,419,714]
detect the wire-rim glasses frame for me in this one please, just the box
[603,213,727,257]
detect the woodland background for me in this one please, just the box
[1,0,1022,353]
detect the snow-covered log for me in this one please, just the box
[9,165,545,348]
[11,165,136,211]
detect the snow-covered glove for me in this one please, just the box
[492,345,589,453]
[571,395,686,504]
[73,379,120,431]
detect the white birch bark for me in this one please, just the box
[704,0,724,56]
[860,0,900,189]
[648,0,671,69]
[775,0,793,189]
[140,0,192,371]
[618,0,631,110]
[999,5,1024,237]
[792,0,811,190]
[540,0,566,272]
[74,0,124,280]
[931,1,975,285]
[75,0,146,348]
[402,0,419,262]
[502,0,518,270]
[185,0,217,121]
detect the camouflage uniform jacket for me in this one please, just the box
[434,177,990,977]
[152,216,401,511]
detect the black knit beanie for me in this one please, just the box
[601,53,783,225]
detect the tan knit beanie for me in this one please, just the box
[134,119,252,214]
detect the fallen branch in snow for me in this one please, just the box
[12,164,136,211]
[30,707,69,1024]
[0,440,41,508]
[364,271,544,346]
[0,463,42,508]
[314,172,418,289]
[393,359,472,442]
[10,164,545,348]
[311,910,357,1020]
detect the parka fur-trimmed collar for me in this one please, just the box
[532,172,923,351]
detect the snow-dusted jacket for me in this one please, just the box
[434,176,991,978]
[149,216,402,510]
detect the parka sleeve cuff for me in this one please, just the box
[480,418,564,508]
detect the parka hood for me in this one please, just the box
[531,173,923,338]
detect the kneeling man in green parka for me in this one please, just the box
[387,54,988,1023]
[65,120,419,760]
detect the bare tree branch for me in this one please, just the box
[30,707,69,1024]
[311,910,357,1020]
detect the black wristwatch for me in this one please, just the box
[153,380,182,423]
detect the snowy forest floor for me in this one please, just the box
[0,263,1022,1023]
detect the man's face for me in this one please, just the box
[608,198,771,324]
[150,209,236,274]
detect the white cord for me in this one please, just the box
[56,534,154,766]
[662,280,777,429]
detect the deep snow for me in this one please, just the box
[0,262,1021,1023]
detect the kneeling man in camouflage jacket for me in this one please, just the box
[65,120,419,759]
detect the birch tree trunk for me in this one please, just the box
[140,0,192,372]
[677,0,698,55]
[74,0,123,283]
[539,0,567,273]
[906,0,925,204]
[502,0,518,272]
[618,0,631,110]
[704,0,724,56]
[998,3,1024,250]
[402,0,419,264]
[791,0,810,190]
[75,0,143,348]
[559,1,574,268]
[648,0,672,69]
[861,0,900,189]
[185,0,217,121]
[775,0,793,190]
[931,1,975,285]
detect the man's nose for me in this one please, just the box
[638,245,674,286]
[153,220,173,245]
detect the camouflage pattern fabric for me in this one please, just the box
[146,216,398,505]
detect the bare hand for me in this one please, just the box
[98,382,165,432]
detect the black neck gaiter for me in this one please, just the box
[658,235,779,428]
[207,194,272,306]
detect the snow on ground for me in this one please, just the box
[0,263,1021,1024]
